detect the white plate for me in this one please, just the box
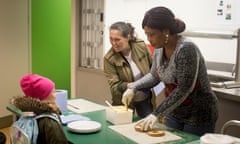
[67,120,102,133]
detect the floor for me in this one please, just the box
[0,127,10,144]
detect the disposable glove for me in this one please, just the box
[121,88,134,106]
[137,114,157,131]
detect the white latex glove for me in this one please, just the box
[121,88,134,106]
[138,114,157,131]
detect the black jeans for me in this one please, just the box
[165,115,215,136]
[132,91,153,118]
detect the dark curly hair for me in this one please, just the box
[142,6,185,35]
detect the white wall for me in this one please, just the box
[104,0,240,63]
[0,0,30,117]
[76,69,112,105]
[75,0,240,105]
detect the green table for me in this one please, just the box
[63,110,200,144]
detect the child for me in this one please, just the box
[11,74,69,144]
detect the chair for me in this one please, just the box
[0,131,6,144]
[221,120,240,135]
[6,104,22,121]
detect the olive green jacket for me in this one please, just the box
[104,39,152,105]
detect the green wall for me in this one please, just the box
[31,0,71,97]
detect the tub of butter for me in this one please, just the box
[106,106,133,125]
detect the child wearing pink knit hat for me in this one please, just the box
[19,74,60,113]
[11,74,69,144]
[20,74,55,100]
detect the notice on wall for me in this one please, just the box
[216,0,234,25]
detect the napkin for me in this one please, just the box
[200,133,236,144]
[60,114,90,125]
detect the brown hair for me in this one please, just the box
[142,6,185,35]
[110,21,137,42]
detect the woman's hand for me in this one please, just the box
[137,114,158,131]
[127,82,133,88]
[122,88,134,106]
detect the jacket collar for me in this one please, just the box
[108,48,128,66]
[11,96,61,115]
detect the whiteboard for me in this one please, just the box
[145,0,240,31]
[104,0,240,63]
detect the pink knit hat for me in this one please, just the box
[20,74,55,100]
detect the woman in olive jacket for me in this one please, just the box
[104,21,154,118]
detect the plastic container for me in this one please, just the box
[106,106,133,125]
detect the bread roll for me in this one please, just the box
[134,123,165,137]
[134,124,144,132]
[134,123,150,132]
[147,129,165,137]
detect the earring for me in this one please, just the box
[164,34,169,44]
